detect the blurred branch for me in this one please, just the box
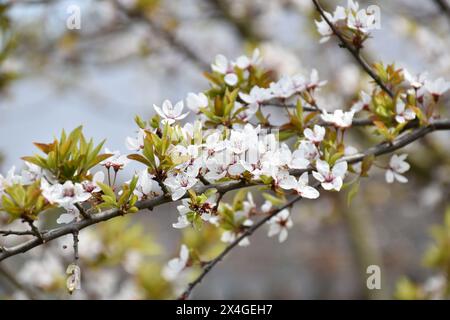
[0,263,40,299]
[0,230,39,236]
[208,0,263,42]
[0,119,449,263]
[311,0,394,98]
[433,0,450,23]
[178,188,316,299]
[113,0,209,70]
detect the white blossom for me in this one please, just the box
[424,77,450,98]
[41,180,91,224]
[385,154,410,184]
[153,100,189,125]
[133,169,162,200]
[395,100,416,124]
[100,148,130,171]
[304,125,325,144]
[125,129,146,151]
[321,109,354,128]
[279,172,320,199]
[211,54,238,86]
[351,91,371,112]
[82,171,105,193]
[313,159,348,191]
[164,172,198,201]
[186,92,208,113]
[403,69,427,89]
[267,209,293,243]
[162,244,189,281]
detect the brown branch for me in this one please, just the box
[113,0,209,70]
[433,0,450,23]
[178,187,317,299]
[311,0,394,98]
[0,230,38,236]
[0,119,449,263]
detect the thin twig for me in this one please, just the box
[25,219,44,242]
[72,231,79,262]
[113,0,209,70]
[75,203,91,220]
[179,184,320,299]
[0,119,449,262]
[433,0,450,24]
[0,230,37,236]
[311,0,394,98]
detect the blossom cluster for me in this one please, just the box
[3,42,450,288]
[315,0,379,47]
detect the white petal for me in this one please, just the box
[300,186,320,199]
[225,73,238,86]
[332,161,348,178]
[278,229,288,243]
[385,170,394,184]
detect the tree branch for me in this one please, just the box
[0,119,449,262]
[176,118,450,298]
[113,0,209,70]
[178,187,317,299]
[0,230,38,237]
[433,0,450,23]
[311,0,394,98]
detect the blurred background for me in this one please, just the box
[0,0,449,299]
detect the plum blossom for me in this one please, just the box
[296,140,320,163]
[173,197,215,229]
[1,167,23,200]
[100,148,129,171]
[162,244,189,281]
[403,69,427,89]
[424,78,450,99]
[21,162,44,184]
[164,172,198,201]
[313,159,348,191]
[351,91,371,112]
[82,171,105,193]
[239,86,273,109]
[125,129,146,151]
[267,209,293,243]
[304,125,325,144]
[186,92,208,113]
[153,100,189,125]
[211,54,238,86]
[347,8,375,33]
[385,154,410,184]
[395,100,415,124]
[269,76,296,99]
[306,69,328,90]
[279,172,320,199]
[321,109,354,128]
[41,180,92,224]
[133,169,162,200]
[315,6,346,43]
[234,48,262,69]
[261,200,272,213]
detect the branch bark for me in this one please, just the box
[0,119,449,263]
[178,186,318,299]
[311,0,394,98]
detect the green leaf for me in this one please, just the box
[262,193,285,206]
[360,155,375,177]
[97,182,116,199]
[347,180,360,207]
